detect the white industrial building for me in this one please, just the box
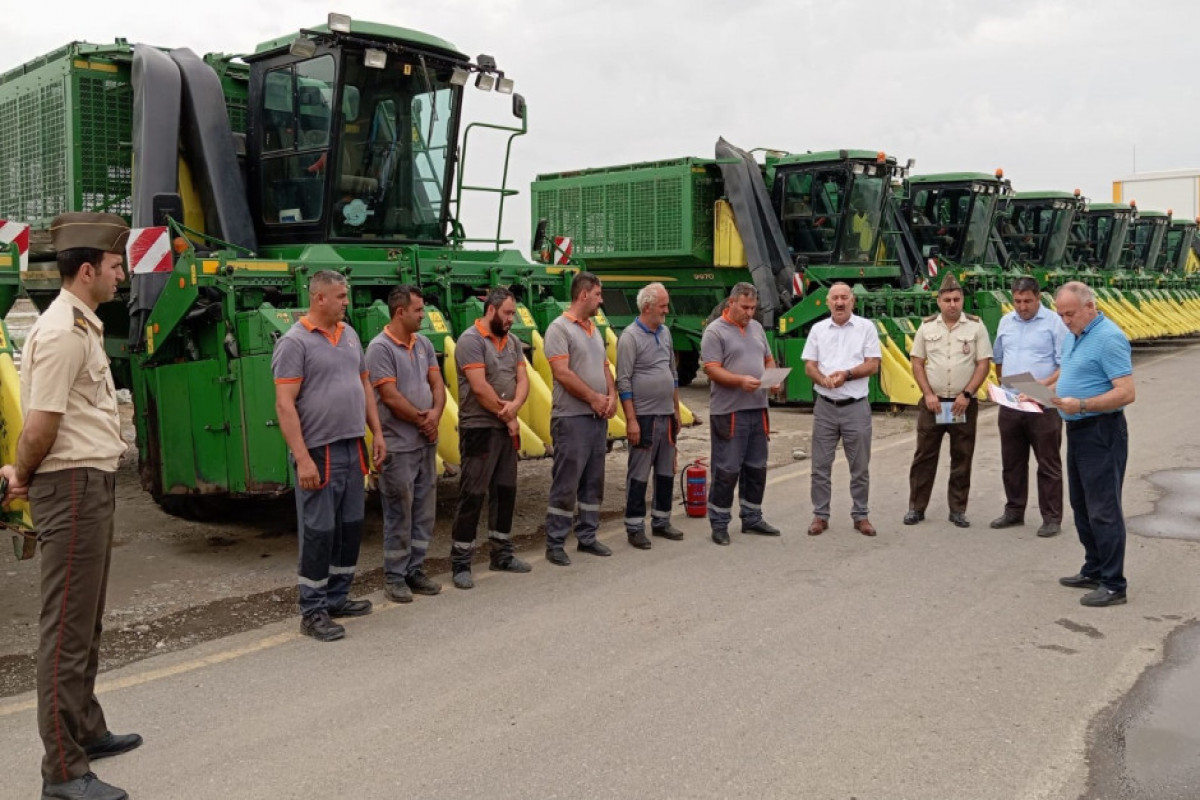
[1112,169,1200,218]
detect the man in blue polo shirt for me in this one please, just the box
[1050,281,1135,607]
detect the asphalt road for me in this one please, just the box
[3,343,1199,799]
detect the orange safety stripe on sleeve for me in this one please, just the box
[461,362,486,370]
[547,354,569,362]
[702,361,722,368]
[274,377,303,385]
[371,377,396,388]
[360,370,369,380]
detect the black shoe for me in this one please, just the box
[490,555,532,573]
[546,547,571,566]
[627,531,652,550]
[652,523,685,541]
[989,514,1023,529]
[329,598,373,617]
[711,528,730,546]
[452,568,474,590]
[82,731,143,761]
[1037,521,1061,537]
[948,512,970,528]
[742,519,781,536]
[1059,573,1101,589]
[577,540,613,557]
[902,509,924,525]
[1080,587,1127,607]
[42,772,128,800]
[405,570,442,596]
[385,581,413,603]
[300,610,345,642]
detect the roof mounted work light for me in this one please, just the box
[496,75,515,94]
[364,48,387,69]
[450,67,470,86]
[328,13,352,33]
[475,72,495,91]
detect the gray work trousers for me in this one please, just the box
[545,415,607,548]
[379,443,437,582]
[708,409,769,531]
[810,395,872,520]
[624,414,677,534]
[293,438,366,616]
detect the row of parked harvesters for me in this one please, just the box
[1,13,1199,521]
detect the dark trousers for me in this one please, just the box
[997,405,1063,523]
[545,415,607,547]
[708,409,770,531]
[908,398,978,514]
[624,414,677,534]
[379,443,437,582]
[451,427,519,565]
[293,438,366,615]
[1066,413,1128,592]
[30,467,117,783]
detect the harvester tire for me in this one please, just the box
[676,351,700,387]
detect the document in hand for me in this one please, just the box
[1001,372,1056,406]
[935,401,966,424]
[988,384,1044,413]
[760,367,791,390]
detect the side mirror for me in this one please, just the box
[512,93,526,120]
[152,193,185,227]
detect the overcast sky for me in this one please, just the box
[9,0,1200,248]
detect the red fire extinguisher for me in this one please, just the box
[681,458,708,518]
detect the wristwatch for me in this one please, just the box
[960,389,972,400]
[1080,399,1088,413]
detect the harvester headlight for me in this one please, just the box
[450,67,470,86]
[328,13,352,33]
[476,54,498,71]
[475,72,495,91]
[289,36,318,58]
[496,75,515,94]
[364,48,387,69]
[851,163,865,175]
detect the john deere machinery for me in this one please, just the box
[0,14,604,514]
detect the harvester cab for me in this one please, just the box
[1120,207,1171,275]
[1162,217,1198,276]
[995,191,1086,285]
[1068,202,1135,273]
[902,173,1010,271]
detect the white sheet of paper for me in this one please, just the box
[988,383,1044,413]
[1001,372,1056,406]
[760,367,792,389]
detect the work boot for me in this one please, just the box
[652,522,684,540]
[452,567,474,590]
[385,581,413,603]
[328,598,373,617]
[546,547,571,566]
[627,530,652,550]
[490,554,532,573]
[711,527,730,546]
[42,772,128,800]
[577,540,613,557]
[742,519,781,536]
[300,610,345,642]
[405,570,442,596]
[82,731,143,761]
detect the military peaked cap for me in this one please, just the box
[49,212,130,254]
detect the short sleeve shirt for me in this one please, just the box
[910,314,993,397]
[544,313,608,417]
[800,314,882,401]
[993,305,1066,381]
[21,290,125,473]
[616,320,678,416]
[456,320,525,430]
[366,328,439,452]
[700,312,771,414]
[271,316,367,448]
[1056,313,1132,421]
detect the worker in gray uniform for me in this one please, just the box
[449,287,532,588]
[366,284,445,603]
[700,282,782,545]
[544,271,618,566]
[617,282,684,549]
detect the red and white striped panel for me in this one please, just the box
[127,227,172,274]
[0,220,30,272]
[552,236,572,265]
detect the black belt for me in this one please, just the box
[818,394,866,407]
[937,396,976,403]
[1066,411,1122,432]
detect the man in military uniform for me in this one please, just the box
[700,282,782,545]
[616,282,684,549]
[1,213,140,800]
[449,287,532,588]
[904,272,993,528]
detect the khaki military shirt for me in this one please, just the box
[21,290,125,473]
[910,313,993,397]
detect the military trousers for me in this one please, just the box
[545,415,607,548]
[30,467,117,783]
[908,397,978,514]
[451,427,519,566]
[379,442,437,582]
[624,414,677,535]
[293,438,366,616]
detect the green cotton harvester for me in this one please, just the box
[0,13,592,516]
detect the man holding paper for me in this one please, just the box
[990,277,1068,537]
[802,282,882,537]
[904,272,993,528]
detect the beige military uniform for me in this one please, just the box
[910,313,993,397]
[22,289,125,473]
